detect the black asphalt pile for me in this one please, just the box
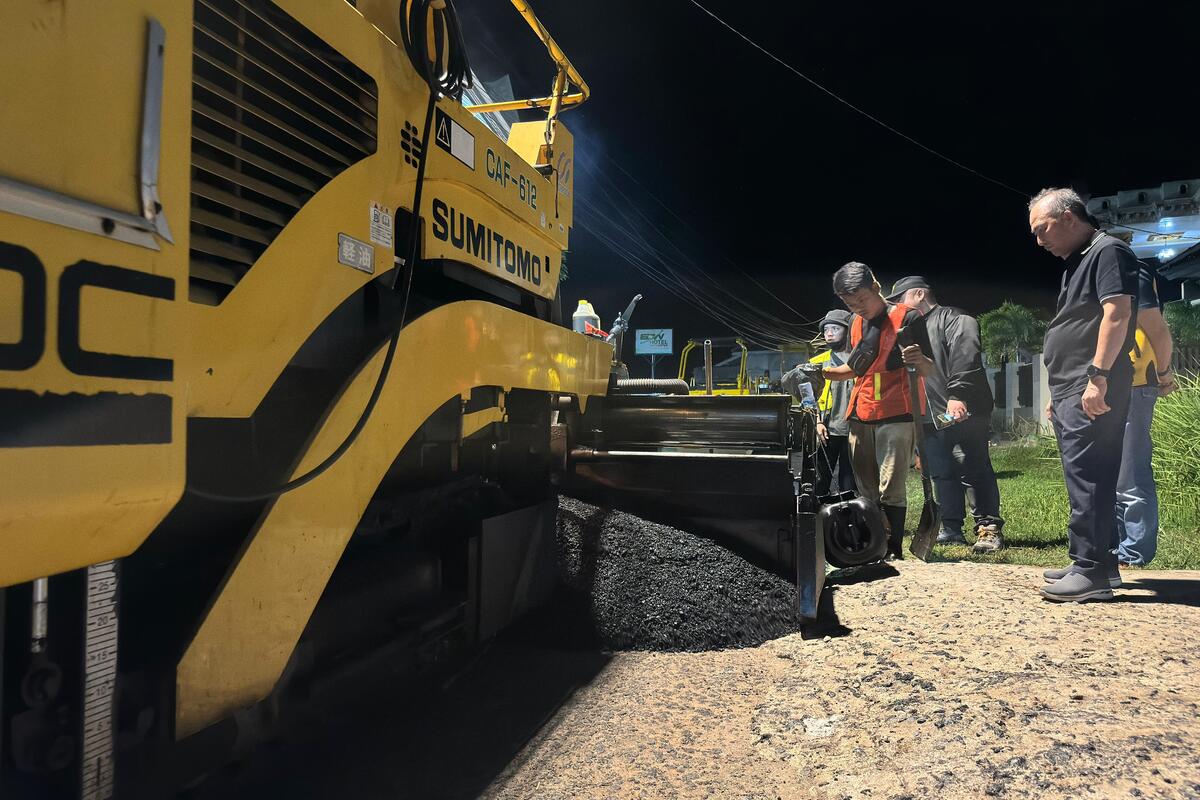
[556,497,803,652]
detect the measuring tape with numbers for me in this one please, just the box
[81,561,118,800]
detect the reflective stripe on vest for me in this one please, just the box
[846,303,926,422]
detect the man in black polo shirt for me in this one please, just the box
[1028,187,1138,602]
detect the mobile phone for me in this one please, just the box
[932,410,970,430]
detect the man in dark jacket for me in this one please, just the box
[1029,187,1138,602]
[888,276,1003,552]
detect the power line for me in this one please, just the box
[573,154,815,344]
[684,0,1029,198]
[575,194,807,347]
[578,155,814,331]
[582,163,813,333]
[575,214,796,348]
[597,153,819,325]
[575,217,791,349]
[576,195,808,343]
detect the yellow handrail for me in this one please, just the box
[464,0,589,115]
[677,340,698,383]
[735,338,748,391]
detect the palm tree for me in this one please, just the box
[979,301,1048,367]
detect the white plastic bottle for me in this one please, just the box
[572,299,601,334]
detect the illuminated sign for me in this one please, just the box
[634,329,673,355]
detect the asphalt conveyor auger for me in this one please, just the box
[559,392,884,621]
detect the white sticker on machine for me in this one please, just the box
[338,233,375,274]
[369,202,393,248]
[434,108,475,170]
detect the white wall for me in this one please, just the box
[985,353,1051,434]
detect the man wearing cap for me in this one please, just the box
[1029,187,1138,602]
[809,310,857,496]
[821,262,933,559]
[888,276,1004,552]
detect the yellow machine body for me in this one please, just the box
[1,0,606,745]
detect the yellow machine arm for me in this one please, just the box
[464,0,590,116]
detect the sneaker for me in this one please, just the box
[936,529,967,545]
[1043,565,1122,589]
[1040,570,1113,602]
[971,522,1004,553]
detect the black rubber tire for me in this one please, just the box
[823,501,888,568]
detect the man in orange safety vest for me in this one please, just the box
[819,262,933,559]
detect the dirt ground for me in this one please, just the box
[482,561,1200,800]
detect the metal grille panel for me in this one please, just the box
[190,0,378,303]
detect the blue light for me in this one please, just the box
[1158,249,1177,261]
[1161,218,1175,228]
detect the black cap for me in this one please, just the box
[886,275,932,301]
[820,309,854,329]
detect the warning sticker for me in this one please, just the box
[338,233,375,274]
[434,108,476,170]
[369,202,393,248]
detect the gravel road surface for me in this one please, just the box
[190,502,1200,799]
[486,502,1200,799]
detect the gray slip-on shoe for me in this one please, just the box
[1043,565,1121,589]
[1040,570,1114,602]
[1043,565,1072,582]
[936,529,967,544]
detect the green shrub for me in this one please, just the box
[1165,301,1200,347]
[1151,373,1200,567]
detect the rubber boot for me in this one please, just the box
[882,504,907,560]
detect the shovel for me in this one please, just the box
[902,358,939,561]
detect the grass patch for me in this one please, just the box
[907,446,1072,568]
[906,377,1200,569]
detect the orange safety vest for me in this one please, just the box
[846,303,926,422]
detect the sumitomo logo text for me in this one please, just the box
[431,198,547,288]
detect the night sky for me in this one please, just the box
[462,1,1200,375]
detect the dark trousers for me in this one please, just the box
[1051,387,1131,578]
[921,416,1001,534]
[816,434,856,496]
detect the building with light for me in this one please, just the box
[1087,179,1200,303]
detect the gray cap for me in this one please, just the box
[820,309,854,329]
[886,275,932,300]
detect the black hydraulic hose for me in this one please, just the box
[399,0,472,101]
[187,1,467,503]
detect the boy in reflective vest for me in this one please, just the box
[809,309,857,496]
[820,262,932,559]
